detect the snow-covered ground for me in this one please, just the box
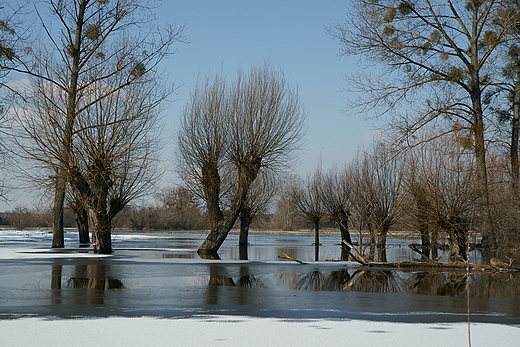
[1,315,519,347]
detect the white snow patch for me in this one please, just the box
[1,315,517,347]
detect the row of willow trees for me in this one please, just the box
[286,132,520,263]
[1,0,520,259]
[327,0,520,254]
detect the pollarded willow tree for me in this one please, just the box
[177,64,305,257]
[318,166,353,261]
[69,77,165,254]
[402,130,480,261]
[238,170,278,247]
[10,0,182,249]
[177,74,229,233]
[289,168,325,261]
[347,142,403,262]
[14,54,169,254]
[328,0,519,248]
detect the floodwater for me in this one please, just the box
[0,229,519,325]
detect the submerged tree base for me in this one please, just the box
[197,249,221,260]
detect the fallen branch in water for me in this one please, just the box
[408,244,441,264]
[489,257,520,271]
[342,240,369,265]
[278,252,308,265]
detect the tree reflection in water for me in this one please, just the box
[407,272,467,296]
[205,264,264,305]
[345,270,401,293]
[208,264,235,287]
[406,272,452,296]
[206,264,263,288]
[281,267,520,297]
[289,269,401,292]
[237,265,263,287]
[50,261,123,306]
[296,270,325,291]
[51,263,63,305]
[67,263,123,290]
[471,271,520,298]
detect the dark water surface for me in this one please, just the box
[0,230,519,324]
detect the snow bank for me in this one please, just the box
[1,315,517,347]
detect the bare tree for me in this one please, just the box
[236,171,278,259]
[271,174,301,231]
[159,185,199,213]
[177,74,229,232]
[290,169,325,261]
[178,64,304,257]
[328,0,520,248]
[67,75,165,253]
[8,206,32,230]
[402,131,480,262]
[66,190,89,245]
[239,170,277,246]
[319,166,353,260]
[345,158,376,258]
[347,142,403,262]
[10,0,182,249]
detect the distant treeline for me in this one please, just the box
[0,205,340,232]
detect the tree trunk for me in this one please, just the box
[239,245,248,260]
[90,208,112,254]
[511,76,520,199]
[198,210,242,257]
[239,206,251,246]
[75,205,90,246]
[377,229,388,263]
[198,162,260,257]
[52,175,66,248]
[468,16,495,249]
[419,229,430,260]
[447,226,467,263]
[431,228,439,260]
[202,161,223,229]
[337,217,352,261]
[197,161,231,257]
[415,194,430,258]
[314,220,320,261]
[474,112,495,248]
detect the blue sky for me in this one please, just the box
[2,0,384,210]
[156,1,382,177]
